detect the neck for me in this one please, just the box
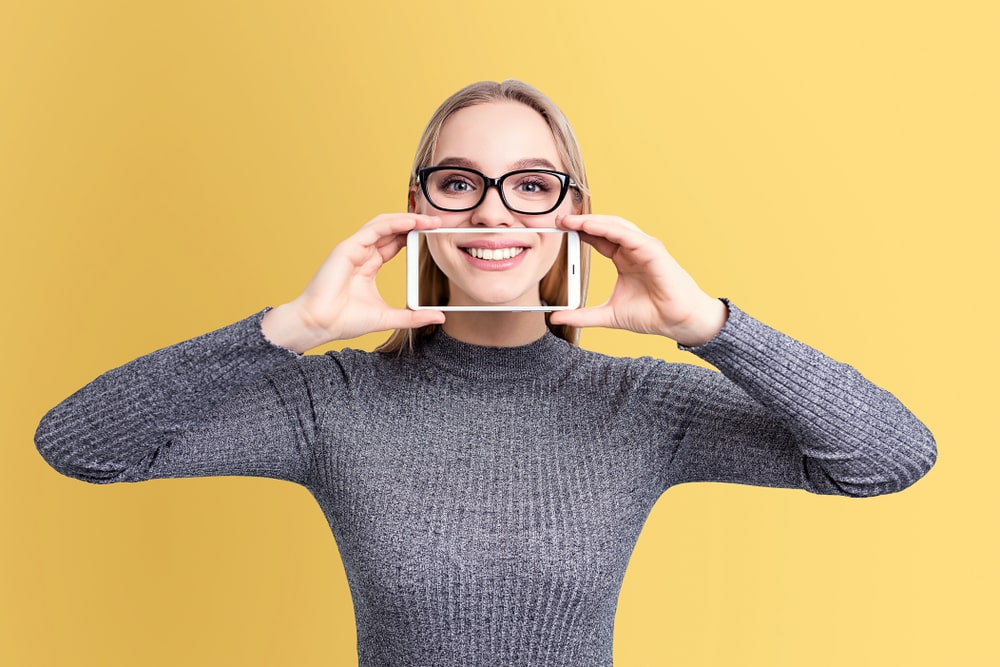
[441,311,550,347]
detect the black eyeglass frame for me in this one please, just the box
[416,166,577,215]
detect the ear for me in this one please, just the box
[408,187,418,213]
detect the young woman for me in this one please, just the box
[36,80,936,666]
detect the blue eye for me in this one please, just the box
[430,171,480,198]
[442,178,473,193]
[511,176,554,196]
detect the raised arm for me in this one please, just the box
[34,311,313,484]
[552,214,935,497]
[36,214,446,485]
[654,304,936,496]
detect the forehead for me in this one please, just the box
[432,101,563,171]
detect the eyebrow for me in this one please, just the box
[433,156,560,172]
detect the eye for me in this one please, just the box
[434,172,478,195]
[511,175,554,195]
[443,179,472,192]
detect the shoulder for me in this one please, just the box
[565,344,722,397]
[255,346,392,391]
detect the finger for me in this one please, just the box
[341,214,441,269]
[374,233,409,264]
[555,215,636,259]
[371,214,443,264]
[355,214,442,249]
[573,231,619,260]
[558,214,650,252]
[361,213,441,245]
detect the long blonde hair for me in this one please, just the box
[378,80,592,353]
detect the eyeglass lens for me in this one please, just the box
[423,169,565,213]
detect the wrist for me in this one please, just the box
[671,296,729,347]
[260,302,329,354]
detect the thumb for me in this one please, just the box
[548,305,615,330]
[381,308,446,331]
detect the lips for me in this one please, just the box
[455,237,531,270]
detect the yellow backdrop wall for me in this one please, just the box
[2,1,996,665]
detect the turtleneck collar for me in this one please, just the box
[415,327,575,381]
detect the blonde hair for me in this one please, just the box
[378,80,592,353]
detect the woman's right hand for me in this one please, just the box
[261,214,446,353]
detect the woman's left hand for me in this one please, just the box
[549,214,728,347]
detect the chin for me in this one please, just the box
[452,286,539,308]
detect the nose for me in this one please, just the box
[471,184,516,228]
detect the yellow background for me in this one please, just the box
[2,1,996,665]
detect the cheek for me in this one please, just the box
[411,191,428,214]
[522,198,578,228]
[414,193,471,224]
[535,236,564,271]
[426,237,446,264]
[412,190,446,216]
[560,194,581,216]
[426,238,461,278]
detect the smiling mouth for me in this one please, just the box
[462,247,526,261]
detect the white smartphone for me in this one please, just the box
[406,228,582,311]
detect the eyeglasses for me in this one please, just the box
[417,166,577,215]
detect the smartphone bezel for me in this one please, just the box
[406,228,582,312]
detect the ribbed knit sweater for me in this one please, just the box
[35,303,936,666]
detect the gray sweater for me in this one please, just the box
[35,303,935,666]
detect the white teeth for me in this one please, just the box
[464,247,525,260]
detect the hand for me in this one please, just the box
[261,214,446,353]
[549,214,728,347]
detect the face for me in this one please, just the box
[412,101,577,308]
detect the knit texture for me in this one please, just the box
[35,304,936,666]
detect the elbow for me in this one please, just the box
[844,425,938,498]
[808,422,937,498]
[910,425,938,482]
[35,408,74,479]
[882,420,938,495]
[35,407,131,485]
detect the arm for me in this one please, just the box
[551,215,936,497]
[36,214,446,485]
[656,303,936,496]
[34,311,312,484]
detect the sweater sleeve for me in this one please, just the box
[34,310,319,486]
[648,302,936,497]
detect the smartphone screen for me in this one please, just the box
[406,228,581,311]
